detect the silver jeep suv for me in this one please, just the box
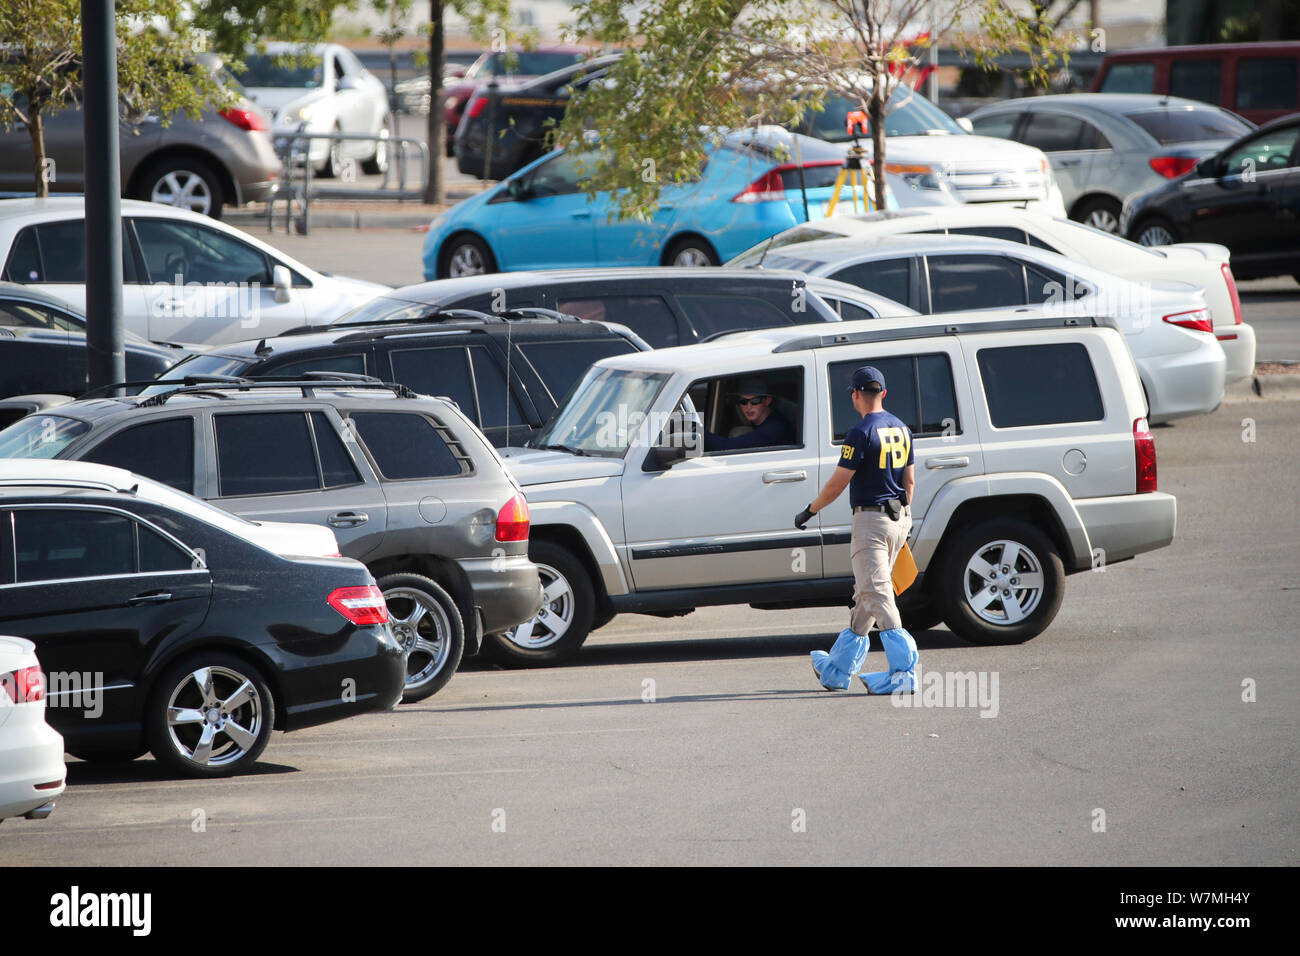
[491,309,1177,665]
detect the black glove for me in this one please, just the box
[794,506,814,530]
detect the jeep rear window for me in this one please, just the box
[349,412,466,479]
[977,343,1104,427]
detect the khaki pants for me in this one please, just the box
[849,507,912,635]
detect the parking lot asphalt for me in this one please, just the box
[4,397,1296,867]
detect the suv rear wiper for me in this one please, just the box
[537,443,589,457]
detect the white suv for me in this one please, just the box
[493,310,1178,664]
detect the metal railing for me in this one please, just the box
[267,129,430,235]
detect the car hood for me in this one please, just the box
[245,87,329,118]
[498,446,626,486]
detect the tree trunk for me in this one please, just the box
[29,109,47,198]
[422,0,446,205]
[869,75,888,212]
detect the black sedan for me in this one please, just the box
[0,463,405,777]
[1123,113,1300,281]
[0,282,183,401]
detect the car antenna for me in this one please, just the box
[757,233,776,269]
[254,338,273,356]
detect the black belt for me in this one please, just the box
[853,502,899,514]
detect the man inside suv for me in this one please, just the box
[704,378,797,451]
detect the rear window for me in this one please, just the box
[927,255,1027,311]
[0,414,90,459]
[977,343,1104,427]
[676,293,796,341]
[1236,57,1300,111]
[519,338,639,403]
[554,295,678,347]
[1124,108,1251,145]
[350,412,466,479]
[827,354,959,440]
[1099,61,1155,94]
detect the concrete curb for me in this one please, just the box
[1223,372,1300,403]
[224,190,487,231]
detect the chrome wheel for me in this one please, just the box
[1137,223,1175,246]
[385,586,453,692]
[150,170,213,215]
[961,539,1045,627]
[1085,207,1119,233]
[672,246,713,267]
[504,563,572,650]
[165,665,265,769]
[448,243,487,277]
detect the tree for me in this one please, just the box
[556,0,1075,218]
[0,0,229,197]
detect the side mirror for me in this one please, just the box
[273,264,292,304]
[956,116,974,133]
[1195,157,1219,179]
[642,412,702,472]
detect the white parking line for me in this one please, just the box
[65,766,540,797]
[289,727,653,743]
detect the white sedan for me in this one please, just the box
[241,43,393,178]
[0,197,388,346]
[0,636,66,825]
[730,205,1256,383]
[748,232,1226,423]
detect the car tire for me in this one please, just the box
[363,116,392,175]
[933,518,1064,646]
[439,233,497,278]
[377,573,465,702]
[319,124,344,178]
[486,541,593,667]
[663,236,720,267]
[144,652,274,777]
[1073,195,1122,234]
[134,156,225,219]
[1133,215,1179,247]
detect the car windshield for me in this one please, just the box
[240,53,323,88]
[0,415,90,459]
[137,354,253,397]
[1124,108,1252,144]
[0,298,84,331]
[467,51,585,79]
[333,294,433,324]
[805,88,964,142]
[533,366,669,457]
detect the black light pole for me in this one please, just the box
[82,0,125,392]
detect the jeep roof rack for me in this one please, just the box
[78,374,247,400]
[771,314,1105,353]
[136,375,418,407]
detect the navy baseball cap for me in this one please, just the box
[850,366,885,393]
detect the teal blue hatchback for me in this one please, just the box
[422,128,895,279]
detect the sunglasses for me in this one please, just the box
[735,396,767,406]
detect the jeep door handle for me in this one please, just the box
[128,590,172,606]
[926,456,970,469]
[763,470,807,483]
[328,511,370,528]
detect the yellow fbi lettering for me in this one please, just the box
[876,426,911,468]
[841,443,854,461]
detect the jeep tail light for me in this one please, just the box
[0,666,45,704]
[1149,155,1198,179]
[328,586,389,626]
[219,107,270,132]
[1134,417,1157,493]
[1162,308,1213,334]
[496,493,530,542]
[465,94,488,119]
[1221,262,1243,325]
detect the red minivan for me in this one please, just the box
[1092,42,1300,125]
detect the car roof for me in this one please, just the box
[757,232,1041,262]
[1102,41,1300,57]
[0,196,194,221]
[590,309,1113,374]
[977,93,1222,113]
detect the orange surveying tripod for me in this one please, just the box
[824,109,876,217]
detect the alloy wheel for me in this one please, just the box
[385,586,452,691]
[672,247,713,267]
[164,665,265,769]
[503,563,572,650]
[1138,223,1175,246]
[150,171,213,216]
[449,244,486,276]
[1085,207,1119,233]
[960,539,1046,626]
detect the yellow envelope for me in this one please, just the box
[892,541,918,595]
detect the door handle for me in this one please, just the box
[925,456,970,470]
[763,470,807,483]
[128,590,173,606]
[328,511,370,528]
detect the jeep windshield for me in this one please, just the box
[533,366,670,458]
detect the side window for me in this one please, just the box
[13,509,135,582]
[947,226,1030,245]
[2,228,42,283]
[0,300,82,330]
[554,295,679,347]
[349,412,467,479]
[1170,59,1222,105]
[214,412,320,497]
[1099,62,1155,94]
[1236,57,1300,112]
[1018,112,1086,152]
[0,512,11,585]
[138,524,193,573]
[969,112,1021,140]
[1024,263,1088,305]
[1078,121,1112,150]
[926,255,1027,311]
[977,343,1104,427]
[697,367,804,454]
[821,297,877,321]
[264,354,367,379]
[310,411,362,488]
[827,354,958,440]
[526,151,590,198]
[81,418,196,494]
[1222,126,1300,175]
[29,221,88,283]
[133,219,272,285]
[676,294,797,341]
[389,346,476,415]
[518,338,639,404]
[1025,231,1063,254]
[469,346,526,428]
[829,257,913,308]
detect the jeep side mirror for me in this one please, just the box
[642,412,702,472]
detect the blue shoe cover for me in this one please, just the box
[811,628,868,690]
[860,628,918,694]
